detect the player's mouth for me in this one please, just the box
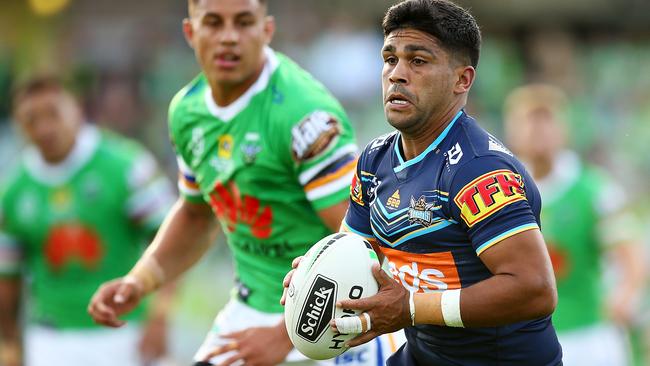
[385,93,413,110]
[214,52,241,70]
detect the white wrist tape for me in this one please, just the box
[127,255,165,295]
[334,313,371,334]
[441,289,464,328]
[409,291,416,326]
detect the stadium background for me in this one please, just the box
[0,0,649,364]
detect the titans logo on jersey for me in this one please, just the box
[343,111,561,365]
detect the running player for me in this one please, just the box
[88,0,402,365]
[0,76,175,366]
[504,84,645,366]
[283,1,562,365]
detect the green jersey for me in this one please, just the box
[0,126,174,328]
[169,48,357,313]
[538,151,632,332]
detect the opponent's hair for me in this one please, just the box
[188,0,268,15]
[11,75,67,111]
[382,0,481,68]
[504,83,569,122]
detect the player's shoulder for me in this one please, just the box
[447,114,522,172]
[358,131,399,170]
[269,51,348,126]
[168,73,209,130]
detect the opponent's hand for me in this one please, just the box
[87,277,143,327]
[201,323,293,366]
[138,315,168,364]
[280,256,303,306]
[330,264,411,347]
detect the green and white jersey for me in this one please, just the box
[169,47,357,313]
[537,150,637,332]
[0,126,174,329]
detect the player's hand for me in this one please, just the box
[201,323,293,366]
[87,277,143,327]
[138,314,168,364]
[606,287,640,327]
[280,256,303,306]
[0,341,22,366]
[330,263,411,347]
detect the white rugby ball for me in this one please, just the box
[284,232,380,360]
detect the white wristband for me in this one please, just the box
[441,289,464,328]
[408,291,416,326]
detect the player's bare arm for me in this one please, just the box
[330,228,556,346]
[88,197,219,327]
[0,277,22,366]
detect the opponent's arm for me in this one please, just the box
[0,277,22,366]
[88,197,219,327]
[317,200,349,232]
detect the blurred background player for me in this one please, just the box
[0,76,176,366]
[503,83,646,366]
[88,0,403,365]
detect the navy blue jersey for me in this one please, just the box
[344,111,562,365]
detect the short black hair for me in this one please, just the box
[382,0,481,68]
[12,75,67,111]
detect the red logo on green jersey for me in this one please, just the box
[546,242,570,280]
[44,224,103,271]
[209,182,273,239]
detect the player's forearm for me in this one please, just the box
[131,198,219,293]
[414,272,556,328]
[0,278,22,352]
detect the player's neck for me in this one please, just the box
[400,104,463,160]
[529,156,554,180]
[210,61,266,107]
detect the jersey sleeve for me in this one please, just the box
[0,189,22,277]
[168,87,206,204]
[341,155,374,240]
[448,156,540,256]
[125,150,176,233]
[291,109,358,211]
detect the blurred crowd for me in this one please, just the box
[1,0,649,364]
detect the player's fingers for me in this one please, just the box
[346,330,379,348]
[371,263,392,286]
[331,312,372,334]
[280,287,288,306]
[202,341,239,361]
[337,297,373,311]
[89,301,125,327]
[282,269,295,288]
[291,256,303,269]
[113,282,136,304]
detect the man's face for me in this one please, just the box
[14,89,81,163]
[184,0,273,88]
[507,106,565,161]
[381,29,458,133]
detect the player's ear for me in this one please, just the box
[453,65,475,95]
[263,15,275,45]
[182,18,195,49]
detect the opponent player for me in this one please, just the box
[88,0,402,365]
[282,1,562,365]
[0,77,175,366]
[504,84,645,366]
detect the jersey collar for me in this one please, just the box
[393,110,463,173]
[533,149,581,204]
[204,46,280,122]
[24,124,100,186]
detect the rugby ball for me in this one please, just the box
[284,232,380,360]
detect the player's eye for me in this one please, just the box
[237,17,255,27]
[412,58,426,66]
[384,56,398,65]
